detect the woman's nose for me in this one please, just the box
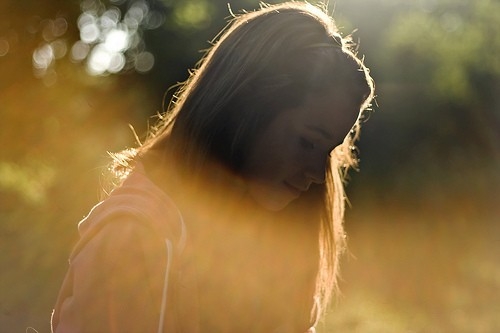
[305,159,326,184]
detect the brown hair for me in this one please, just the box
[114,1,374,322]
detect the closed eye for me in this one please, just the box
[299,137,315,151]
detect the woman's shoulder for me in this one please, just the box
[73,163,186,259]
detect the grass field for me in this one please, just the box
[323,187,500,332]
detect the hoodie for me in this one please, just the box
[51,164,195,333]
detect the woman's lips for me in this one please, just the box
[284,181,302,197]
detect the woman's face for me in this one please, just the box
[242,89,361,211]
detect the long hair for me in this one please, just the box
[113,1,374,322]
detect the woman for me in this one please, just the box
[52,2,375,332]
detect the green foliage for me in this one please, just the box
[0,161,55,205]
[172,0,215,29]
[386,0,500,104]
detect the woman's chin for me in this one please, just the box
[247,181,298,211]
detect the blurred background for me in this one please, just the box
[0,0,498,332]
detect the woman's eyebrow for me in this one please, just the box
[307,125,334,142]
[307,125,347,149]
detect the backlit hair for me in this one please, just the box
[114,1,375,322]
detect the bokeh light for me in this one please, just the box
[71,0,163,76]
[134,51,154,73]
[27,0,165,78]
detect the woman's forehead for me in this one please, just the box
[297,89,361,132]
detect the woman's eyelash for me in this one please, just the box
[300,137,315,150]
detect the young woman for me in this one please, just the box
[52,2,375,333]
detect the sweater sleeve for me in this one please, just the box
[52,219,169,333]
